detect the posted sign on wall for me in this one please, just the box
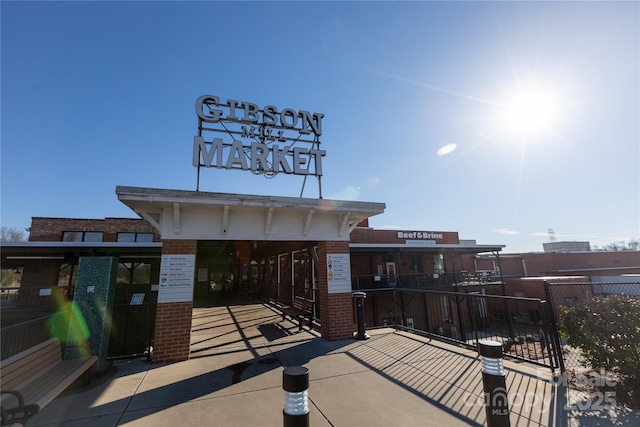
[158,254,196,303]
[327,253,352,294]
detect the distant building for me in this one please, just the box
[468,250,639,279]
[542,241,591,253]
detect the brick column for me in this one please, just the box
[317,241,354,340]
[153,240,197,363]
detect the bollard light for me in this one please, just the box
[478,340,510,427]
[353,291,369,340]
[479,340,504,376]
[283,366,309,427]
[284,390,308,416]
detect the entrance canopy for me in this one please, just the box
[116,186,386,241]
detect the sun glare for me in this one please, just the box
[499,86,562,138]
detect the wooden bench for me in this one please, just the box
[0,338,98,426]
[281,296,315,332]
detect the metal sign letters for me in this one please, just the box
[193,95,326,197]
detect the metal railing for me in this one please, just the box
[351,272,501,290]
[0,286,72,311]
[1,311,71,360]
[369,287,563,372]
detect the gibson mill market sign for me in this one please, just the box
[193,95,326,193]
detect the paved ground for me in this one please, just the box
[28,300,638,426]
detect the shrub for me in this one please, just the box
[559,295,640,387]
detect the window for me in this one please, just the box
[433,254,445,274]
[136,233,154,242]
[117,262,153,285]
[117,233,136,242]
[409,255,423,274]
[117,232,154,242]
[84,232,103,242]
[57,264,77,289]
[63,231,104,242]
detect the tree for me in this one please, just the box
[0,226,26,242]
[0,268,22,288]
[593,238,640,251]
[1,226,26,288]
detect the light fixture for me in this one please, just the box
[478,339,510,427]
[283,366,309,427]
[479,339,504,376]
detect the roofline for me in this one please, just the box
[1,241,162,249]
[549,266,640,273]
[350,243,504,253]
[1,241,162,259]
[116,186,386,213]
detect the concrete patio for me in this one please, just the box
[26,300,637,426]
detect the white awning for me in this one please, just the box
[116,186,386,242]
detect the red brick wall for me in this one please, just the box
[153,302,193,363]
[152,239,197,363]
[161,240,197,255]
[28,217,160,242]
[317,241,354,340]
[319,293,354,340]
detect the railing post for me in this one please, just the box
[422,292,431,338]
[543,281,566,373]
[500,280,516,339]
[466,291,479,345]
[454,287,466,341]
[400,291,407,327]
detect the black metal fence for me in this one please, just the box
[0,286,72,311]
[367,288,564,372]
[0,311,71,360]
[352,272,500,290]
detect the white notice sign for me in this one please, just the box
[159,254,196,303]
[327,253,351,294]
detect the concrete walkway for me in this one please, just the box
[26,301,629,426]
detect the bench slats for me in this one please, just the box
[0,337,98,424]
[1,339,62,390]
[22,356,98,409]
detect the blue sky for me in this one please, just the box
[2,1,638,253]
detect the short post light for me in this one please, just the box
[478,340,510,427]
[283,366,309,427]
[353,291,369,340]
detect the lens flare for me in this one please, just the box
[437,143,457,156]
